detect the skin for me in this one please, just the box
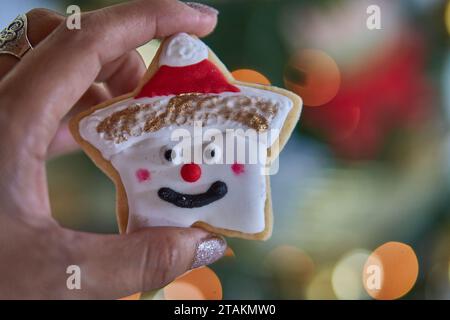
[0,0,222,299]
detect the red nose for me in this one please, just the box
[180,163,202,183]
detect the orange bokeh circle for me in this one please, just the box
[224,246,235,257]
[164,266,222,300]
[363,242,419,300]
[232,69,271,85]
[284,49,341,107]
[164,282,205,300]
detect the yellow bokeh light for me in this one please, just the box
[140,288,165,300]
[331,249,371,300]
[231,69,271,85]
[137,40,161,67]
[305,267,336,300]
[446,1,450,36]
[363,242,419,300]
[448,260,450,283]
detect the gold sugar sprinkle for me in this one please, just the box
[97,94,278,143]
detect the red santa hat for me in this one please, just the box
[136,33,240,99]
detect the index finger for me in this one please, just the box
[0,0,217,157]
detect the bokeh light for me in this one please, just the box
[284,49,341,107]
[332,249,371,300]
[363,242,419,300]
[224,246,235,257]
[306,267,336,299]
[264,245,315,274]
[264,245,315,299]
[445,1,450,35]
[448,260,450,282]
[164,267,222,300]
[231,69,271,85]
[137,40,161,67]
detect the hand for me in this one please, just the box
[0,0,225,299]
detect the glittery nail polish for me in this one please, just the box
[186,2,219,16]
[192,235,227,269]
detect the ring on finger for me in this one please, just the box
[0,14,33,60]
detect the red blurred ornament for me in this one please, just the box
[301,34,432,160]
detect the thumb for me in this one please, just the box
[63,227,227,299]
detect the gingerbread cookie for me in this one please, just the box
[70,33,302,240]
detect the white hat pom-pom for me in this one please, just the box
[159,33,209,67]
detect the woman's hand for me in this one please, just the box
[0,0,225,299]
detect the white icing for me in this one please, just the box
[159,33,208,67]
[112,132,268,234]
[77,33,298,235]
[79,87,292,234]
[79,86,293,159]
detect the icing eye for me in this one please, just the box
[161,146,183,165]
[164,149,173,162]
[203,144,221,164]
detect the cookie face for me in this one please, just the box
[108,132,268,234]
[71,33,302,240]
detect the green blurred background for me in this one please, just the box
[2,0,450,299]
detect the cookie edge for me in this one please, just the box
[69,38,302,240]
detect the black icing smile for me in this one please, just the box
[158,181,228,208]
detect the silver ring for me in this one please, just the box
[0,14,33,59]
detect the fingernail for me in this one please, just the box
[192,235,227,269]
[186,2,219,16]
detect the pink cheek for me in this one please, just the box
[231,163,245,176]
[136,169,151,183]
